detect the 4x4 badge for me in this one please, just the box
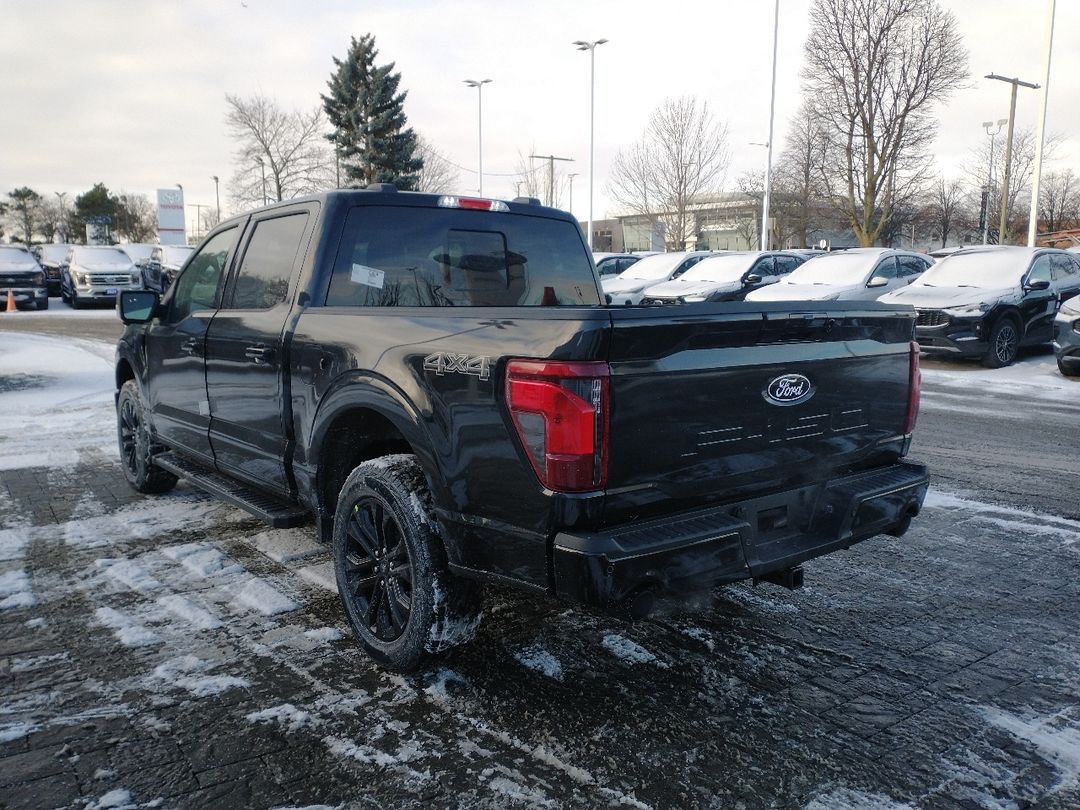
[763,373,814,406]
[423,352,491,381]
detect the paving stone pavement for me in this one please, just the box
[1,336,1079,809]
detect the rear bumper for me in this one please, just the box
[552,461,929,611]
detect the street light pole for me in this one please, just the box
[981,120,1006,245]
[567,172,578,214]
[255,156,267,205]
[1027,0,1056,247]
[987,73,1040,244]
[211,175,220,225]
[760,0,780,251]
[463,79,493,196]
[573,38,608,249]
[176,184,185,243]
[529,154,574,207]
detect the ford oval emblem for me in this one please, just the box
[763,373,814,406]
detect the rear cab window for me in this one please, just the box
[325,206,600,307]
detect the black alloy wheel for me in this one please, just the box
[343,496,415,642]
[115,380,178,494]
[982,319,1019,368]
[332,455,482,672]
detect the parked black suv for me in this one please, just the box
[881,246,1080,368]
[115,187,928,671]
[32,244,72,296]
[0,246,49,310]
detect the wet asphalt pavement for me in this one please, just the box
[0,311,1078,810]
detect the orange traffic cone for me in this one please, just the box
[5,291,15,313]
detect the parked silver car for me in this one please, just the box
[60,246,142,309]
[746,248,930,302]
[640,251,805,304]
[602,251,713,305]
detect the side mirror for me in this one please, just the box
[118,290,159,324]
[1025,278,1051,291]
[867,276,889,288]
[744,274,762,285]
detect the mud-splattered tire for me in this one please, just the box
[117,380,178,495]
[332,454,482,673]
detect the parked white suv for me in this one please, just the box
[602,251,713,305]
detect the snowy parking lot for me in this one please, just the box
[1,326,1080,809]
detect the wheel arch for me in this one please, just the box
[306,379,448,542]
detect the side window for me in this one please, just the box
[169,228,236,322]
[751,257,775,277]
[674,255,704,277]
[226,213,309,310]
[898,256,927,277]
[1049,254,1075,282]
[873,257,898,280]
[617,257,639,273]
[1026,255,1052,285]
[774,256,800,275]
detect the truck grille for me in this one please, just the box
[89,273,133,285]
[915,309,948,327]
[0,275,34,287]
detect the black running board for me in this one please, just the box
[153,452,309,528]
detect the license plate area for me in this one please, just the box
[105,287,118,295]
[757,505,789,534]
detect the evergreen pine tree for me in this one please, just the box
[322,35,423,190]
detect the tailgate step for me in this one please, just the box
[153,452,309,528]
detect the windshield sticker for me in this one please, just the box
[351,263,385,289]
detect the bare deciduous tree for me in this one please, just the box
[114,192,158,243]
[923,176,970,248]
[415,136,461,194]
[514,152,545,202]
[774,102,832,248]
[608,96,730,250]
[802,0,969,246]
[225,93,334,209]
[1038,169,1078,235]
[963,128,1059,242]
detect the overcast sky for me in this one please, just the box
[3,0,1076,235]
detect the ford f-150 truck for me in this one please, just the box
[114,187,928,672]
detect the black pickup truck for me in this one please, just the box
[115,187,928,671]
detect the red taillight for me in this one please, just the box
[903,341,921,434]
[505,360,610,492]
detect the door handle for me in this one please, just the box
[181,338,202,357]
[244,345,274,365]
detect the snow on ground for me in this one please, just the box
[4,299,120,319]
[0,332,115,470]
[922,352,1080,403]
[4,332,1080,807]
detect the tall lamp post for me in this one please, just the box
[986,73,1039,244]
[573,38,608,249]
[981,119,1006,244]
[176,184,185,243]
[463,79,492,196]
[254,156,267,205]
[1027,0,1057,247]
[211,175,220,225]
[760,0,780,251]
[567,172,578,214]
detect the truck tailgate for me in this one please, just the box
[603,302,917,524]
